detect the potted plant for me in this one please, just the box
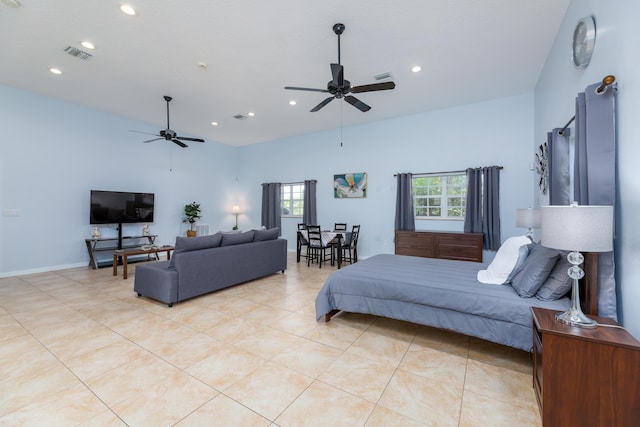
[183,201,201,237]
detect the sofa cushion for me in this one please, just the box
[221,230,255,246]
[169,233,223,268]
[253,227,279,241]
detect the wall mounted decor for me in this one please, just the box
[535,142,548,195]
[334,172,367,198]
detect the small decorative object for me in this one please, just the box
[183,201,202,237]
[91,226,101,239]
[334,172,367,198]
[535,142,548,195]
[142,224,150,236]
[232,205,240,230]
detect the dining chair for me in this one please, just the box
[296,223,308,262]
[334,223,347,231]
[340,224,360,264]
[306,225,330,268]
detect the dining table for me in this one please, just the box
[301,229,351,269]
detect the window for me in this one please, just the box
[413,173,466,219]
[281,183,304,217]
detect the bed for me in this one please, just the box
[315,247,598,351]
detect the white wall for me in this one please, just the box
[238,93,536,260]
[0,85,238,275]
[535,0,640,336]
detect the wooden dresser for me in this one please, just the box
[531,307,640,426]
[394,230,483,262]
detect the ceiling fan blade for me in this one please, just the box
[176,136,205,142]
[351,81,396,93]
[172,139,188,148]
[330,63,344,87]
[130,130,161,137]
[310,96,335,112]
[142,137,164,143]
[344,95,371,112]
[284,86,329,93]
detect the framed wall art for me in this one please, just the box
[334,172,367,198]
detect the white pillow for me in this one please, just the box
[477,236,532,285]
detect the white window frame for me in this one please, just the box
[412,172,467,220]
[280,183,304,218]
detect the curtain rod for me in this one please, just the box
[394,166,503,177]
[558,75,616,136]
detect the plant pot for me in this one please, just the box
[186,230,197,237]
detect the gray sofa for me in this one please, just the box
[134,228,286,306]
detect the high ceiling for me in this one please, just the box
[0,0,570,146]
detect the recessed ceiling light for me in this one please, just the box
[81,41,95,50]
[411,65,422,73]
[120,4,136,15]
[289,100,297,106]
[197,62,208,70]
[49,68,62,75]
[211,121,218,126]
[247,112,255,117]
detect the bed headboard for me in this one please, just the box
[581,252,599,315]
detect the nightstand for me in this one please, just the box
[531,307,640,427]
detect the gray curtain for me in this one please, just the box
[394,173,414,231]
[261,182,281,233]
[464,167,501,250]
[303,180,317,226]
[574,82,617,319]
[548,128,571,205]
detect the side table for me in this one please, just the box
[531,307,640,426]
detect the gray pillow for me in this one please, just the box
[169,233,223,268]
[253,227,279,242]
[221,230,255,246]
[510,245,560,298]
[536,255,572,301]
[506,243,531,283]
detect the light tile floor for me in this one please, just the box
[0,253,542,426]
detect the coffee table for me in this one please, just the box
[113,245,174,279]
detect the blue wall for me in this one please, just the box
[535,0,640,337]
[1,85,534,275]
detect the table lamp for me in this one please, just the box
[540,203,613,328]
[232,205,240,230]
[515,208,541,240]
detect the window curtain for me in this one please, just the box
[261,182,281,234]
[547,128,571,206]
[303,180,317,226]
[574,82,617,319]
[394,173,414,231]
[464,167,501,250]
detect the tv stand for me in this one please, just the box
[85,234,157,269]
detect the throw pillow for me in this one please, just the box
[536,254,573,301]
[253,227,279,242]
[477,235,532,285]
[221,230,255,246]
[169,233,223,268]
[510,245,560,297]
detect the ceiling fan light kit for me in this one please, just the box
[284,23,396,113]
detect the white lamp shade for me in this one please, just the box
[515,208,541,228]
[232,205,240,213]
[540,205,613,252]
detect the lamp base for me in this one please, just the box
[555,308,597,329]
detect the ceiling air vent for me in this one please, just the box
[374,72,393,81]
[233,114,248,120]
[64,46,93,60]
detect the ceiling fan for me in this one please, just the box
[131,96,204,148]
[284,23,396,112]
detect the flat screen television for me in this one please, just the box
[90,190,155,225]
